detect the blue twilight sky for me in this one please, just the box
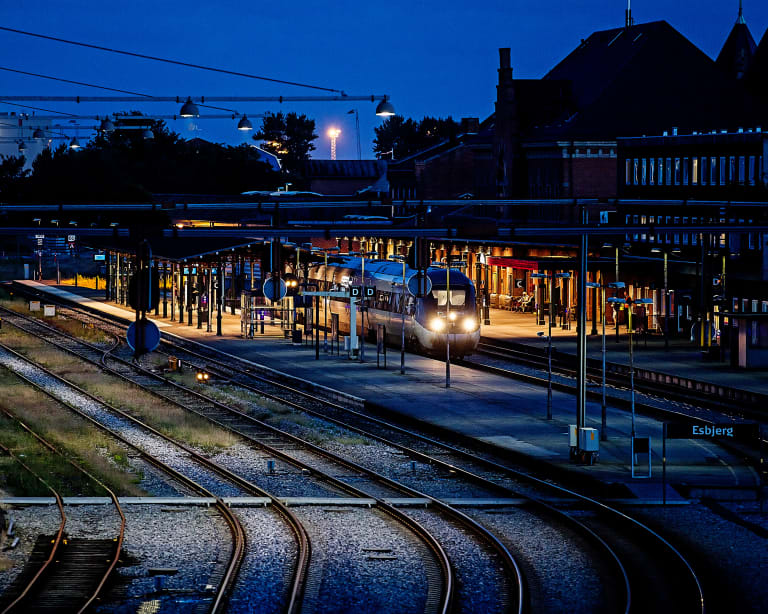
[1,0,766,160]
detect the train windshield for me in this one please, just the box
[432,289,466,307]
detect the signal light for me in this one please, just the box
[196,370,210,383]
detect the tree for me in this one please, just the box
[0,155,30,201]
[374,115,461,159]
[253,111,318,173]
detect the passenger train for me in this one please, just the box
[306,257,480,356]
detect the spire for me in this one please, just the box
[716,1,757,79]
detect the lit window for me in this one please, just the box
[666,158,672,185]
[674,158,681,185]
[748,156,755,185]
[719,157,726,185]
[633,159,639,184]
[710,157,716,185]
[738,157,745,184]
[729,156,736,183]
[649,158,655,185]
[658,158,664,184]
[692,157,699,185]
[701,157,707,185]
[683,157,689,185]
[641,158,647,185]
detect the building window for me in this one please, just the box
[666,158,672,185]
[641,158,647,185]
[748,156,756,185]
[674,158,681,185]
[738,156,746,184]
[625,159,631,185]
[692,157,699,185]
[701,157,708,185]
[658,158,664,184]
[649,158,655,185]
[729,156,736,183]
[683,157,689,185]
[633,159,639,185]
[710,157,717,185]
[719,157,726,185]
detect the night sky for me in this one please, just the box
[2,1,766,159]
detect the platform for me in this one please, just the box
[9,280,764,498]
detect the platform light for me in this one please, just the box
[180,97,200,118]
[237,115,253,131]
[375,97,395,117]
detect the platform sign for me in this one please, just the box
[35,234,44,246]
[350,286,362,298]
[665,422,759,441]
[364,286,375,298]
[93,254,106,262]
[263,277,287,302]
[407,272,432,298]
[126,319,161,355]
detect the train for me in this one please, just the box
[305,257,480,357]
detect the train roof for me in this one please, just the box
[327,257,473,286]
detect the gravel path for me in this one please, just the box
[294,506,429,614]
[403,508,509,614]
[465,506,613,614]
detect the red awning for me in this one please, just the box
[486,257,538,270]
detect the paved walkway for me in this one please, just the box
[14,281,763,499]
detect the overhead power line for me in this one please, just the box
[0,26,343,94]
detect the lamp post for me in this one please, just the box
[532,270,570,419]
[313,246,339,353]
[389,254,408,374]
[609,295,652,439]
[598,282,624,441]
[431,258,466,388]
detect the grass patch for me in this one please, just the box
[0,328,236,453]
[0,374,145,497]
[0,292,110,345]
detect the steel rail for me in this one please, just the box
[0,310,451,614]
[0,440,66,614]
[0,406,126,614]
[0,339,249,614]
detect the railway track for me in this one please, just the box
[0,308,462,614]
[0,340,289,614]
[0,300,707,613]
[0,408,124,614]
[475,338,762,421]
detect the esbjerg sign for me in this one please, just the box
[665,422,758,441]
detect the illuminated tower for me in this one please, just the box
[327,128,341,160]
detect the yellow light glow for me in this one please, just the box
[431,318,446,332]
[462,317,476,332]
[327,128,341,138]
[448,311,457,321]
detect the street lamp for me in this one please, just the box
[608,295,652,441]
[532,270,570,420]
[327,127,341,160]
[389,254,408,374]
[590,280,624,441]
[431,258,466,388]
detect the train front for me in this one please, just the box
[413,268,480,357]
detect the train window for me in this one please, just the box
[432,289,467,307]
[692,157,698,185]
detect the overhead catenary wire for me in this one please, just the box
[0,26,344,94]
[0,65,241,115]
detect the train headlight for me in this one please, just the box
[462,317,476,332]
[431,318,446,332]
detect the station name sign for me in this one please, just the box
[666,422,759,441]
